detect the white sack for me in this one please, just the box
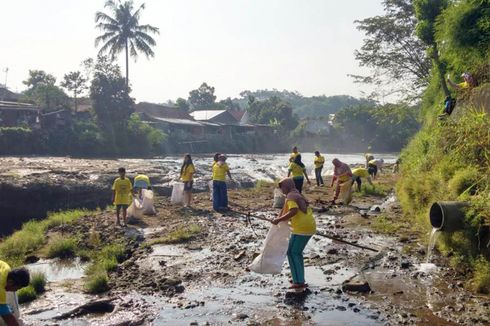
[127,197,144,219]
[170,182,185,205]
[272,188,285,208]
[141,189,156,215]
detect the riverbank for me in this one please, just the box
[3,171,489,325]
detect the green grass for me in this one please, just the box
[84,273,109,294]
[0,210,91,266]
[17,285,37,303]
[30,272,47,294]
[148,224,202,245]
[83,243,126,294]
[44,236,78,259]
[357,183,390,197]
[471,256,490,294]
[371,215,402,234]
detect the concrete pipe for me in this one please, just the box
[429,201,468,232]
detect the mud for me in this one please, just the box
[16,176,490,326]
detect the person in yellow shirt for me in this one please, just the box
[289,146,300,162]
[447,72,474,90]
[180,154,196,207]
[112,167,132,226]
[212,154,233,212]
[352,167,373,192]
[133,173,151,200]
[0,260,30,326]
[272,178,316,290]
[288,155,311,193]
[313,151,325,186]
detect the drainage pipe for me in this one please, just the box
[429,201,468,232]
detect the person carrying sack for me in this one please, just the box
[272,178,316,290]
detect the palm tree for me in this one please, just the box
[95,0,159,86]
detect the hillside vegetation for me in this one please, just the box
[397,0,490,292]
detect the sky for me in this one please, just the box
[0,0,384,103]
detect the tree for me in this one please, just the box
[175,98,190,112]
[219,97,241,111]
[352,0,431,100]
[60,71,87,112]
[188,83,217,110]
[90,56,134,149]
[95,0,159,86]
[22,70,69,112]
[246,95,298,131]
[414,0,450,96]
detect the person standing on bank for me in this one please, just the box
[290,146,300,162]
[112,167,132,226]
[212,154,233,212]
[313,151,325,186]
[288,154,311,193]
[180,154,196,208]
[272,178,316,290]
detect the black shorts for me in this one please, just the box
[184,181,193,192]
[116,204,128,210]
[368,165,378,176]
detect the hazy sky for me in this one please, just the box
[0,0,384,103]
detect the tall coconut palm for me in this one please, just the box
[95,0,159,86]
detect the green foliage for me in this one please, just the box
[21,70,69,112]
[448,166,480,197]
[148,225,202,245]
[358,183,389,197]
[188,82,217,110]
[246,95,298,131]
[0,210,90,266]
[17,285,38,303]
[95,0,159,84]
[84,272,109,294]
[83,243,126,293]
[30,272,47,294]
[127,113,167,154]
[436,0,490,74]
[471,256,490,293]
[45,236,78,259]
[371,215,402,234]
[333,103,420,151]
[353,0,431,98]
[60,71,88,111]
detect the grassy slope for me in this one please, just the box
[397,84,490,293]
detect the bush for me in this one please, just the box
[471,256,490,294]
[17,285,37,304]
[30,272,47,294]
[148,225,202,245]
[84,273,109,294]
[371,215,401,234]
[45,236,77,259]
[448,166,480,196]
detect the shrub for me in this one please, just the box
[84,273,109,294]
[30,272,47,294]
[45,236,77,259]
[448,166,480,197]
[371,215,401,234]
[471,256,490,294]
[17,285,37,304]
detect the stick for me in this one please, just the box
[236,210,379,253]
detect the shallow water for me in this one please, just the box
[26,258,88,282]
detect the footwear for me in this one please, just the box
[289,283,308,289]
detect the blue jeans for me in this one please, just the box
[213,180,228,211]
[287,234,312,284]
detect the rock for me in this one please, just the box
[234,250,246,261]
[24,255,39,264]
[400,261,411,269]
[327,248,339,255]
[336,306,347,311]
[342,280,371,293]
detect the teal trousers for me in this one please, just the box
[287,234,312,284]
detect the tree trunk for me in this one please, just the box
[432,43,450,97]
[125,39,129,88]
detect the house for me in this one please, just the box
[0,101,40,127]
[190,110,239,124]
[0,86,20,102]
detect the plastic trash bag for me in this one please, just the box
[249,221,291,274]
[273,188,285,208]
[170,182,185,205]
[141,189,156,215]
[0,292,22,326]
[127,197,144,219]
[339,179,353,205]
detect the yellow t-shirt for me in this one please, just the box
[112,177,132,205]
[134,175,151,187]
[288,162,305,178]
[314,155,325,169]
[0,260,11,305]
[458,81,469,89]
[181,164,196,182]
[285,200,316,235]
[213,163,229,181]
[352,168,369,178]
[290,152,300,161]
